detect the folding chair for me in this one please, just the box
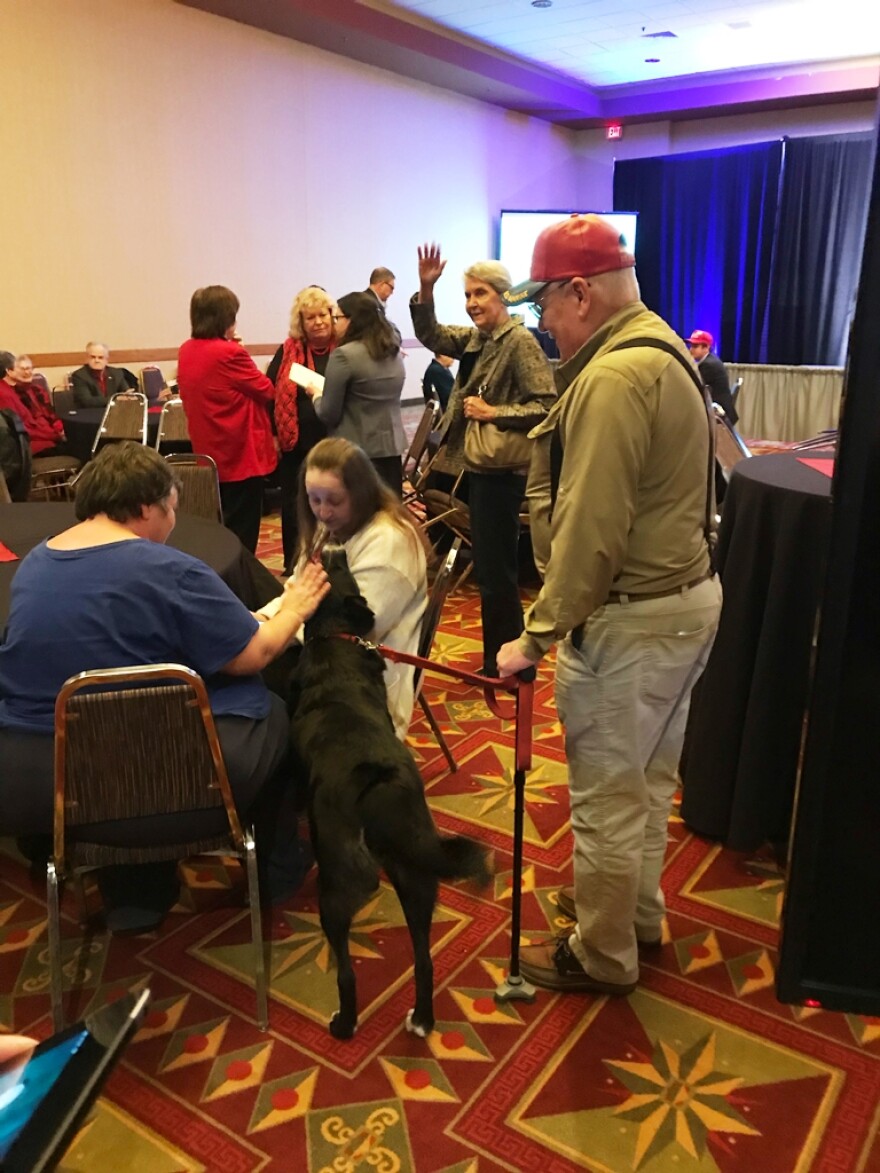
[154,395,191,453]
[139,365,168,404]
[713,403,751,483]
[29,454,82,502]
[165,453,222,522]
[413,538,462,772]
[412,447,473,589]
[730,377,744,411]
[91,391,149,455]
[402,404,437,494]
[53,386,75,415]
[31,372,52,397]
[48,664,268,1031]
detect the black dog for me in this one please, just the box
[289,548,491,1040]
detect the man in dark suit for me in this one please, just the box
[366,267,401,344]
[685,329,738,423]
[70,342,130,407]
[366,267,395,309]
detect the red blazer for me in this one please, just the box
[177,338,277,482]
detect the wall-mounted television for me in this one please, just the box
[497,210,638,284]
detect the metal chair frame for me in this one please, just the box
[402,404,438,494]
[414,538,462,772]
[48,664,267,1031]
[713,403,752,483]
[165,452,223,522]
[154,395,191,452]
[91,391,149,456]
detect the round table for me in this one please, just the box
[680,452,834,851]
[0,503,281,623]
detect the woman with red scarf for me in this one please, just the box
[266,286,338,571]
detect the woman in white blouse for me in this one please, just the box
[257,438,428,738]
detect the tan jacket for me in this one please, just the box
[410,298,556,470]
[521,301,713,662]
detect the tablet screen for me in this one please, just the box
[0,1031,88,1160]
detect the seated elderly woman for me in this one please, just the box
[257,437,428,739]
[0,442,328,929]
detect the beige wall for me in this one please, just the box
[1,0,581,358]
[2,0,876,371]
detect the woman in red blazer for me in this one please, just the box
[178,285,277,553]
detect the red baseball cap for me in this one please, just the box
[504,214,636,306]
[686,330,713,347]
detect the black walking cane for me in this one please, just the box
[494,666,538,1004]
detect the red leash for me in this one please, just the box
[336,634,534,772]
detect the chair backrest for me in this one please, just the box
[0,466,11,504]
[155,395,190,449]
[92,391,149,454]
[31,372,51,397]
[53,664,242,869]
[414,538,461,696]
[403,404,436,481]
[166,453,222,522]
[52,387,75,415]
[0,408,33,501]
[730,377,744,407]
[139,365,167,403]
[713,404,751,481]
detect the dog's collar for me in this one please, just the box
[331,633,383,658]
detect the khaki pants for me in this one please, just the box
[555,576,722,985]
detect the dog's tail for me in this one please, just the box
[430,834,492,887]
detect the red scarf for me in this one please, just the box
[274,337,334,452]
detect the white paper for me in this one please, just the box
[288,363,324,392]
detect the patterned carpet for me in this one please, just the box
[2,514,880,1172]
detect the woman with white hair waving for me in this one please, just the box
[410,245,556,677]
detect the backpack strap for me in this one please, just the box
[607,336,717,572]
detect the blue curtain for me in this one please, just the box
[766,133,874,366]
[614,142,783,362]
[613,133,875,365]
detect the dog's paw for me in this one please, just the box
[405,1009,432,1039]
[329,1011,357,1040]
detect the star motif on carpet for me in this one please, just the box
[469,761,560,818]
[605,1031,759,1168]
[273,897,387,980]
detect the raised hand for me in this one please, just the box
[417,243,446,294]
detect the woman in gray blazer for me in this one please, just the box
[311,292,406,494]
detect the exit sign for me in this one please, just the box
[606,124,623,140]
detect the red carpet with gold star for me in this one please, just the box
[2,516,879,1171]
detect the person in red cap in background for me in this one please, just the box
[685,329,738,424]
[497,213,722,997]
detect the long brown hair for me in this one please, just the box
[296,437,430,562]
[336,291,399,361]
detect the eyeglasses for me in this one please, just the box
[527,280,571,320]
[332,313,349,323]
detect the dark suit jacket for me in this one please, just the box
[699,351,738,424]
[70,364,130,408]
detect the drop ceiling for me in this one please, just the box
[179,0,880,126]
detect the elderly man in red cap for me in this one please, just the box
[686,328,738,423]
[497,214,722,997]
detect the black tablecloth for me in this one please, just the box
[680,453,833,851]
[0,503,281,623]
[60,408,163,463]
